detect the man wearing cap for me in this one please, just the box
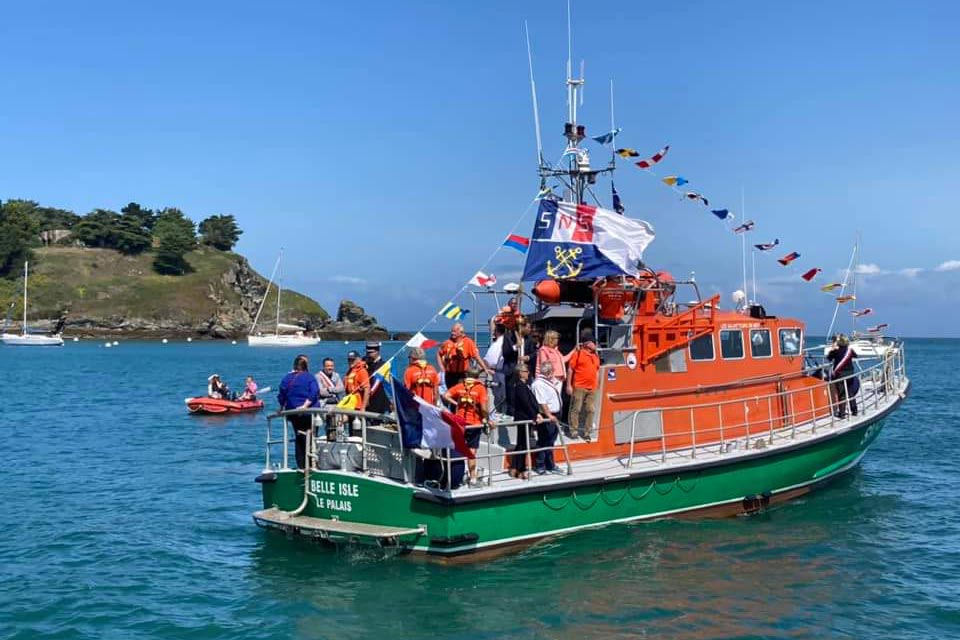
[363,341,391,418]
[404,347,440,405]
[564,332,602,441]
[438,322,491,389]
[343,350,370,411]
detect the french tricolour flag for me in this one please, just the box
[392,379,474,459]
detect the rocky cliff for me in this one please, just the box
[2,247,389,340]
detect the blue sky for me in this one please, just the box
[1,1,958,336]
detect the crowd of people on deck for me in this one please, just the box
[263,302,610,483]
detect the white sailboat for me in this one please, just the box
[1,262,64,346]
[247,250,319,347]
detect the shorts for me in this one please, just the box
[465,424,483,449]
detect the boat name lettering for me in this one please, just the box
[720,323,761,330]
[310,480,360,498]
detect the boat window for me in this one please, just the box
[720,330,744,359]
[779,328,803,356]
[689,334,714,361]
[750,329,772,358]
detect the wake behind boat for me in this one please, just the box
[1,262,64,347]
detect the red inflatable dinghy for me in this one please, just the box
[185,397,265,415]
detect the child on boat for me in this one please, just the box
[238,376,258,401]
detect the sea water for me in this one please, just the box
[0,339,957,639]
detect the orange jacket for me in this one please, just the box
[447,379,488,425]
[404,360,440,405]
[439,336,480,373]
[594,278,627,322]
[344,360,371,400]
[567,346,600,390]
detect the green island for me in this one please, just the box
[0,199,388,339]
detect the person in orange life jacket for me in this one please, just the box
[593,276,629,323]
[826,334,859,418]
[443,365,489,484]
[531,360,562,474]
[277,355,320,470]
[363,341,392,420]
[490,296,521,332]
[404,347,440,405]
[564,331,602,441]
[437,322,491,389]
[343,350,371,411]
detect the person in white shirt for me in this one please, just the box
[531,361,562,473]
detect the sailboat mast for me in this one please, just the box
[23,261,28,336]
[248,252,282,336]
[275,251,283,337]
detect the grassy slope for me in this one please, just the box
[0,247,327,324]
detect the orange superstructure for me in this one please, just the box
[529,274,832,463]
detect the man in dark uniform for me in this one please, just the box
[826,334,859,418]
[363,341,392,420]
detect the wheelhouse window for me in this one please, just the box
[779,328,803,356]
[720,330,744,359]
[750,329,772,358]
[689,334,714,361]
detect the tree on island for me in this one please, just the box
[73,208,152,255]
[120,202,157,233]
[0,200,39,278]
[152,208,197,275]
[198,214,242,251]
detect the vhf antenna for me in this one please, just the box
[525,21,544,171]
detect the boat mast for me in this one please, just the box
[275,250,283,337]
[249,251,282,336]
[538,0,612,205]
[23,261,28,336]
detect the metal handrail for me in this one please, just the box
[261,341,906,489]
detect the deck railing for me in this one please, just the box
[623,340,907,467]
[262,341,906,491]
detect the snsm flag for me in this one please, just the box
[521,199,655,281]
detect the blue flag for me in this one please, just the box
[591,128,621,145]
[612,182,624,215]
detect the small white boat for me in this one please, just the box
[248,332,320,348]
[1,262,64,347]
[247,250,319,347]
[849,337,894,359]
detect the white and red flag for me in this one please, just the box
[634,145,670,169]
[406,331,439,350]
[468,271,497,288]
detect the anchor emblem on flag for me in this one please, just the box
[546,246,583,279]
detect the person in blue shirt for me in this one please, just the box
[278,354,320,470]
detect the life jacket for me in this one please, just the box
[344,361,370,394]
[440,336,472,372]
[453,378,485,423]
[411,361,436,388]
